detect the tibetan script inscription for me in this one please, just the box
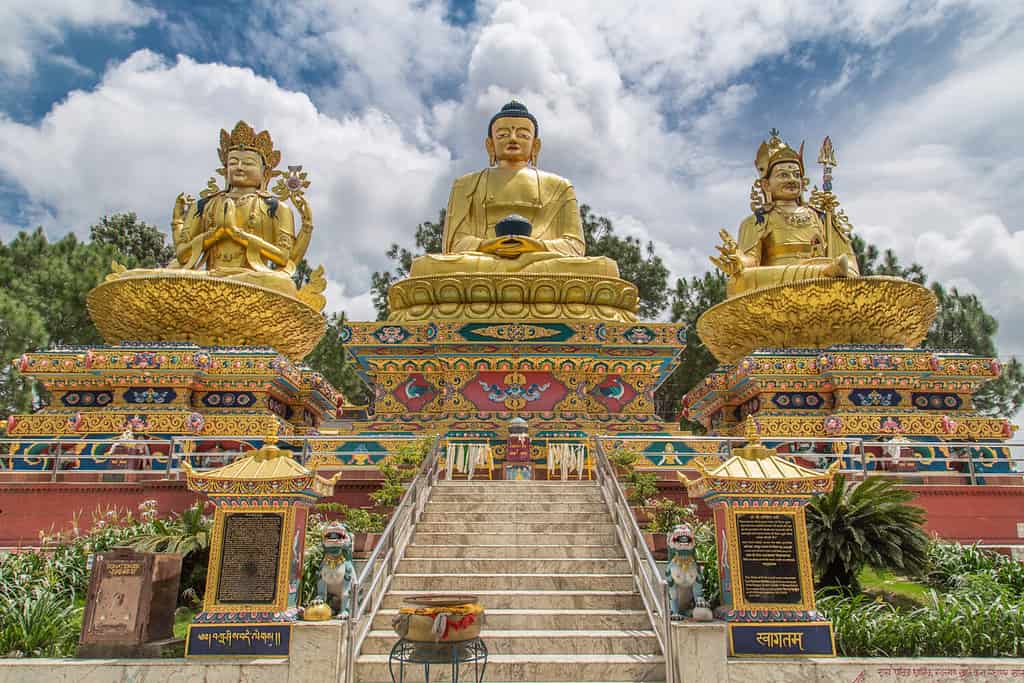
[216,513,283,605]
[736,512,803,605]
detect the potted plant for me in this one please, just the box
[609,448,640,477]
[625,470,658,523]
[644,498,698,561]
[314,503,388,559]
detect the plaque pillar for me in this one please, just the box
[680,419,839,657]
[182,436,339,657]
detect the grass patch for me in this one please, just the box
[173,608,195,639]
[859,567,931,606]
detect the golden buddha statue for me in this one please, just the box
[409,101,617,278]
[86,121,327,359]
[390,102,637,322]
[695,131,936,364]
[711,130,858,298]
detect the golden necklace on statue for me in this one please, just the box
[778,206,816,227]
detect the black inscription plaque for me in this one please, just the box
[736,512,804,605]
[216,513,283,605]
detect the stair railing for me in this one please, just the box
[592,437,676,683]
[344,433,443,683]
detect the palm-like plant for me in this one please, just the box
[128,502,211,602]
[806,474,928,592]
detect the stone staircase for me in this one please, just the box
[353,480,666,682]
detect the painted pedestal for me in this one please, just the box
[182,437,339,658]
[5,343,341,472]
[680,345,1017,478]
[682,428,839,657]
[326,319,686,467]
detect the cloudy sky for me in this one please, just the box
[1,0,1022,361]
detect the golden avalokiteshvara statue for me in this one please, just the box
[697,130,936,364]
[392,101,638,322]
[86,121,327,359]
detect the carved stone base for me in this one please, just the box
[696,276,936,364]
[87,272,326,360]
[386,273,640,323]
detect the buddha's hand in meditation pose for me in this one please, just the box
[478,235,546,259]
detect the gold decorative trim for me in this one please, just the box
[387,273,639,322]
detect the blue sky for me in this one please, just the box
[1,0,1022,369]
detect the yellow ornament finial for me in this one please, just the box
[744,416,761,443]
[817,136,837,168]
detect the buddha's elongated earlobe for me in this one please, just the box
[530,138,542,167]
[485,137,497,167]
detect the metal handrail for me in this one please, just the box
[592,436,675,683]
[344,434,443,683]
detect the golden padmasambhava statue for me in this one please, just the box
[392,101,638,322]
[86,121,327,359]
[711,129,858,298]
[696,130,936,364]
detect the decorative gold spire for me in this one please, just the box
[817,136,837,168]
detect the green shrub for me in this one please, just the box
[806,474,929,592]
[646,498,697,534]
[0,584,81,657]
[925,540,1024,598]
[609,449,639,472]
[625,471,657,507]
[370,481,406,508]
[819,587,1024,657]
[693,522,720,609]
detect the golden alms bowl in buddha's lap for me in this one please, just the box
[696,276,937,364]
[86,271,326,361]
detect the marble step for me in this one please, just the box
[415,522,616,534]
[389,573,635,592]
[413,532,619,545]
[382,590,645,610]
[372,608,652,631]
[420,511,611,523]
[361,629,660,655]
[435,481,600,488]
[404,544,624,559]
[397,558,632,575]
[354,653,665,683]
[427,496,606,506]
[423,502,610,513]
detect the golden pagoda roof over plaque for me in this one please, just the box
[183,436,339,497]
[681,420,838,499]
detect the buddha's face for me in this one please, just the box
[486,116,538,165]
[226,149,265,190]
[763,161,804,202]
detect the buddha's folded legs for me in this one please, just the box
[409,252,620,277]
[727,258,850,297]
